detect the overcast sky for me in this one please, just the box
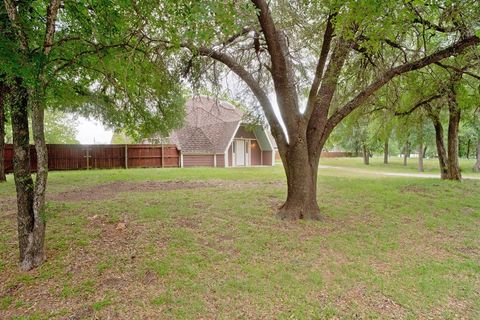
[76,117,113,144]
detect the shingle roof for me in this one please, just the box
[171,96,243,154]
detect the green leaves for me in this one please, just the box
[1,0,187,140]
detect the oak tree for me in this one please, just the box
[158,0,480,219]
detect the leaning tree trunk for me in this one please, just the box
[362,144,370,165]
[383,138,389,164]
[0,82,6,182]
[431,116,449,179]
[277,140,321,221]
[474,140,480,172]
[10,81,45,271]
[446,89,462,180]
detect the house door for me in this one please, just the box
[235,140,246,166]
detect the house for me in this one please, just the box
[166,96,275,167]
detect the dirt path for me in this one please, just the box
[318,165,480,180]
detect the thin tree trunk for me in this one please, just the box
[383,138,389,164]
[277,141,320,220]
[473,140,480,172]
[423,146,427,158]
[446,88,462,180]
[466,139,471,159]
[0,82,7,182]
[418,143,424,172]
[362,144,370,165]
[418,119,424,172]
[10,80,45,271]
[30,91,48,268]
[403,141,409,166]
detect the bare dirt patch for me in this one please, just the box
[334,286,407,318]
[48,180,215,202]
[48,179,285,202]
[400,185,429,194]
[0,197,16,216]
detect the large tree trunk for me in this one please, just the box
[431,116,449,179]
[474,141,480,172]
[383,138,389,164]
[362,144,370,165]
[11,81,45,270]
[277,142,321,221]
[0,82,7,182]
[446,88,462,180]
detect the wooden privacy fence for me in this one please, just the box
[4,144,180,173]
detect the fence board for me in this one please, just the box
[3,144,179,173]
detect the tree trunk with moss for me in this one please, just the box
[11,81,46,270]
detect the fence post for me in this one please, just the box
[124,144,128,169]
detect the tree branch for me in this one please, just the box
[43,0,61,56]
[326,35,479,138]
[394,94,443,116]
[412,17,457,33]
[222,27,256,47]
[250,0,286,77]
[435,62,480,80]
[3,0,29,51]
[304,13,336,119]
[251,0,300,134]
[195,46,288,147]
[306,38,352,154]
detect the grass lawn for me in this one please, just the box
[0,165,479,319]
[318,156,479,176]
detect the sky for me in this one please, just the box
[76,117,113,144]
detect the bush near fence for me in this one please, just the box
[3,144,180,173]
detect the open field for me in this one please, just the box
[315,157,480,181]
[1,165,479,319]
[318,157,479,176]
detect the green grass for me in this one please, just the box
[318,156,478,175]
[0,164,479,319]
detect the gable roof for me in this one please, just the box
[170,96,243,154]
